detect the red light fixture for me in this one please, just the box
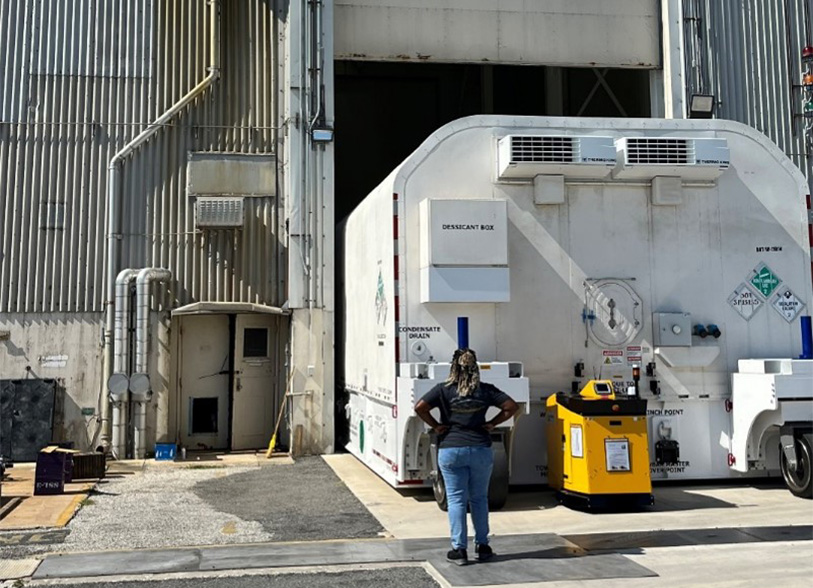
[803,45,813,60]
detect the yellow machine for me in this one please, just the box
[546,380,653,508]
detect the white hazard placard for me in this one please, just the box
[770,287,806,322]
[727,283,763,320]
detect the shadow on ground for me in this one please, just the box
[405,483,740,513]
[193,456,384,542]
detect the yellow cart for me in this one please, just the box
[546,380,653,509]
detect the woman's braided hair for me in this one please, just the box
[445,348,480,397]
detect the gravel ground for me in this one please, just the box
[21,567,440,588]
[0,466,272,561]
[64,466,274,551]
[193,457,383,542]
[1,457,382,562]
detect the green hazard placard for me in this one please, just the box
[749,263,781,298]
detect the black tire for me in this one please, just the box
[488,442,509,511]
[433,469,449,511]
[780,436,813,499]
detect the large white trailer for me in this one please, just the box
[341,115,813,504]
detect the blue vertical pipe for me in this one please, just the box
[457,317,469,350]
[800,316,813,359]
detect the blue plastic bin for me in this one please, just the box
[154,443,177,461]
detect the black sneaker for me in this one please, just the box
[475,543,494,561]
[446,548,468,565]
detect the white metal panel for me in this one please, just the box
[187,153,276,196]
[334,0,660,67]
[420,266,510,303]
[342,170,397,404]
[419,199,508,266]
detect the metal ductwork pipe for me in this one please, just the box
[110,268,139,459]
[131,268,172,459]
[101,0,221,452]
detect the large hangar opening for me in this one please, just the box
[333,60,652,449]
[334,61,652,223]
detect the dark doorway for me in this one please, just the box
[334,61,651,223]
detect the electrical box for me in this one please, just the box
[653,312,692,346]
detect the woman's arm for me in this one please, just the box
[415,399,449,435]
[483,398,519,432]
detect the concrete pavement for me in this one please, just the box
[322,454,813,538]
[3,453,812,586]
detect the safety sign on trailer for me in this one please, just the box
[770,287,806,322]
[749,263,781,298]
[605,439,631,472]
[727,283,763,320]
[602,349,624,365]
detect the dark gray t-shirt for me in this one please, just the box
[420,382,512,448]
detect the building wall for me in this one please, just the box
[0,0,286,314]
[0,0,289,452]
[682,0,812,185]
[0,313,104,448]
[334,0,661,67]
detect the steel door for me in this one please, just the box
[179,315,230,450]
[231,314,277,450]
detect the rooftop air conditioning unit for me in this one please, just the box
[497,135,616,180]
[614,137,729,180]
[195,196,245,228]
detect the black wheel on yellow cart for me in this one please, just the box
[780,435,813,499]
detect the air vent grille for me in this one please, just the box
[195,197,245,228]
[510,136,577,163]
[624,138,693,165]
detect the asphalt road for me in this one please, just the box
[193,456,383,541]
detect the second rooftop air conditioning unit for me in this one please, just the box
[614,137,730,180]
[497,135,616,180]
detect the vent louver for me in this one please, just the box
[510,136,577,163]
[195,197,245,228]
[497,135,616,180]
[615,137,729,181]
[624,138,691,165]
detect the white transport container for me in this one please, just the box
[341,115,813,503]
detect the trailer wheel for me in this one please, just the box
[433,470,448,511]
[780,436,813,499]
[488,442,509,511]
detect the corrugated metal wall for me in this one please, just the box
[683,0,812,181]
[0,0,285,313]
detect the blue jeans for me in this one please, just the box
[438,446,494,550]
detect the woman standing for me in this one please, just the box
[414,348,519,565]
